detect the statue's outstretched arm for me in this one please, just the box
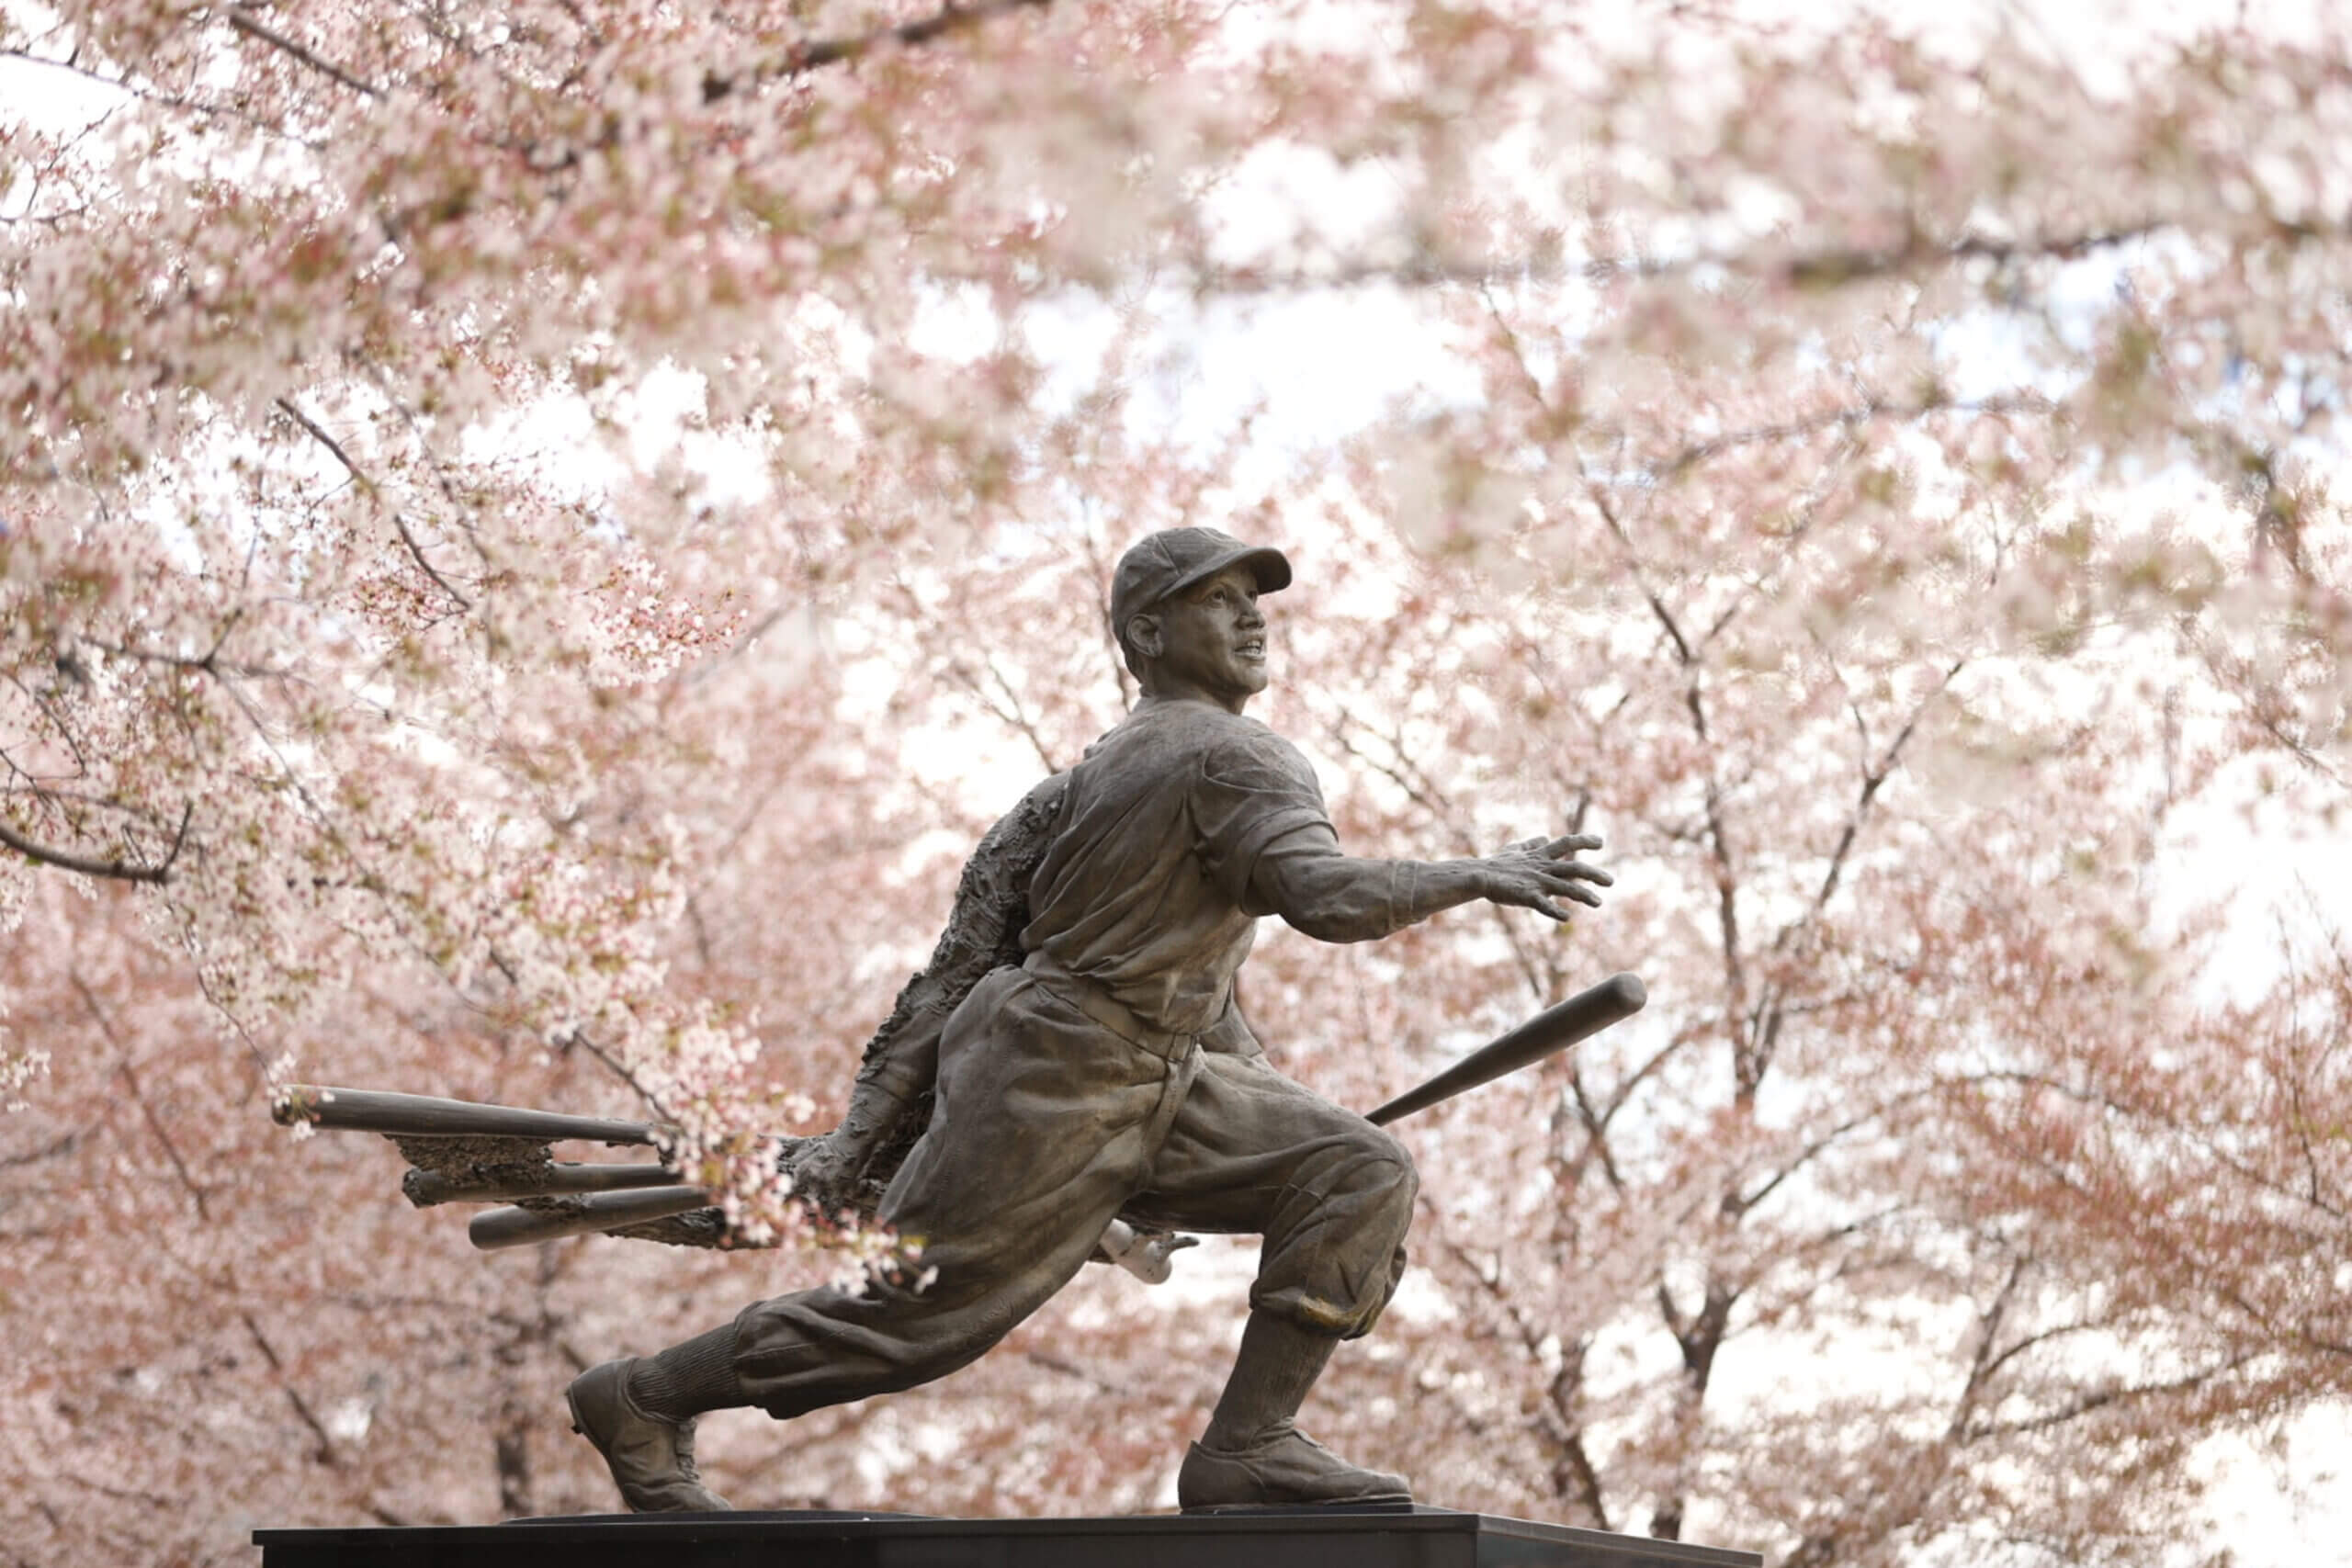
[1251,828,1611,944]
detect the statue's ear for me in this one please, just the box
[1126,612,1164,661]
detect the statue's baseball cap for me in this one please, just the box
[1110,526,1294,637]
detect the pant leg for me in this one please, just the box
[1124,1049,1418,1338]
[732,968,1198,1417]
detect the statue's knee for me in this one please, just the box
[1334,1126,1418,1234]
[1359,1125,1417,1201]
[1378,1152,1418,1234]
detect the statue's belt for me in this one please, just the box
[1020,956,1198,1065]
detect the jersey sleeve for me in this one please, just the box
[1192,728,1332,908]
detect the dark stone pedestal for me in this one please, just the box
[254,1508,1761,1568]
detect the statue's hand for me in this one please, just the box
[1480,833,1611,922]
[795,1077,915,1222]
[793,1124,882,1222]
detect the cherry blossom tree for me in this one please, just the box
[5,0,2349,1564]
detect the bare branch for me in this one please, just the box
[1973,1317,2104,1392]
[1973,1352,2258,1439]
[238,1307,345,1465]
[0,43,330,147]
[78,973,213,1224]
[1777,226,2169,291]
[75,632,285,682]
[944,655,1063,775]
[1112,222,2197,301]
[273,397,473,611]
[702,0,1054,104]
[1806,657,1968,921]
[0,802,188,886]
[0,1129,82,1168]
[1659,393,2052,481]
[225,5,384,99]
[1728,1081,1928,1217]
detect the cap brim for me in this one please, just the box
[1166,545,1293,602]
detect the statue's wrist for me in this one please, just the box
[841,1081,908,1141]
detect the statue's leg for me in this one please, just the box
[1125,1049,1419,1510]
[572,968,1198,1511]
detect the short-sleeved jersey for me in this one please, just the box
[1021,699,1330,1035]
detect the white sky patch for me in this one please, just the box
[2156,762,2352,1008]
[908,282,1002,364]
[1021,280,1480,471]
[2196,1408,2352,1568]
[0,24,120,133]
[1198,141,1416,276]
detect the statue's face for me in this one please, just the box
[1146,563,1270,711]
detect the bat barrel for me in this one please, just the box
[273,1085,660,1146]
[1367,972,1646,1127]
[469,1187,717,1250]
[403,1162,686,1207]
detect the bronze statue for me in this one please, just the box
[277,526,1631,1515]
[563,527,1614,1513]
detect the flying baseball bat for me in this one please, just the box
[1365,972,1646,1126]
[469,1187,718,1250]
[272,1085,661,1146]
[403,1162,686,1207]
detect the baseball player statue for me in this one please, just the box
[565,526,1613,1512]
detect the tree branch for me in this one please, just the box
[0,803,189,885]
[944,654,1063,775]
[0,42,329,147]
[274,397,473,611]
[225,5,383,99]
[239,1307,345,1465]
[1728,1081,1933,1217]
[1972,1352,2257,1439]
[1658,393,2052,481]
[81,974,214,1224]
[701,0,1054,103]
[1128,222,2192,301]
[1775,225,2168,291]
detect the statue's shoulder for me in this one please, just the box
[1096,700,1293,766]
[1195,710,1317,784]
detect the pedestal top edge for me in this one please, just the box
[253,1509,1759,1566]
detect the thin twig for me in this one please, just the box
[274,397,473,610]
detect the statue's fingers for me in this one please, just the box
[1531,878,1601,908]
[1544,833,1603,857]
